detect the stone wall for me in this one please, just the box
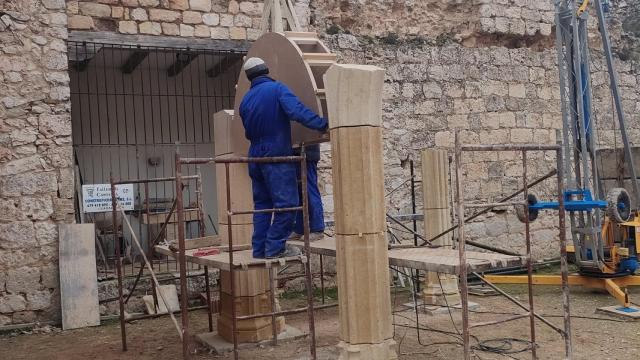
[311,1,640,260]
[67,0,268,40]
[0,0,73,326]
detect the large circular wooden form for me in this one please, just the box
[233,32,335,146]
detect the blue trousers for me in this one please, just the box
[294,161,325,234]
[248,152,299,258]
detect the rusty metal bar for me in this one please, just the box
[454,132,471,360]
[110,176,127,352]
[144,183,159,313]
[236,303,338,320]
[464,201,526,209]
[125,305,208,322]
[301,149,317,360]
[422,169,557,248]
[225,162,239,360]
[461,144,561,152]
[556,140,573,359]
[179,157,215,165]
[522,151,538,359]
[214,155,304,164]
[269,268,278,345]
[231,206,303,215]
[111,174,199,185]
[196,167,213,333]
[175,152,190,359]
[473,272,565,334]
[320,255,325,305]
[470,313,530,329]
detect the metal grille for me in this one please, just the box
[68,41,246,276]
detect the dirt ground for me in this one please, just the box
[1,284,639,360]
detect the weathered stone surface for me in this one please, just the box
[169,0,189,10]
[35,222,58,246]
[19,197,54,220]
[189,0,211,12]
[6,267,41,294]
[229,26,246,40]
[42,0,65,9]
[79,2,112,18]
[27,291,52,311]
[182,11,202,24]
[0,295,27,313]
[139,0,159,6]
[149,9,180,22]
[202,13,219,26]
[119,20,138,34]
[0,171,58,196]
[139,21,162,35]
[0,156,44,176]
[68,14,94,29]
[180,24,194,37]
[39,113,71,137]
[43,51,68,70]
[130,8,148,21]
[194,24,210,37]
[162,22,180,35]
[210,26,229,39]
[239,1,261,16]
[0,221,37,249]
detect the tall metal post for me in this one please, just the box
[110,175,127,351]
[556,143,573,359]
[454,131,470,360]
[594,0,640,205]
[522,151,537,359]
[174,152,190,359]
[301,148,317,360]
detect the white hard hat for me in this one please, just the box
[243,57,269,80]
[243,57,265,71]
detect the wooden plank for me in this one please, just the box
[59,224,100,330]
[288,238,526,274]
[330,126,386,235]
[68,31,250,52]
[324,64,385,129]
[141,208,200,224]
[153,246,302,271]
[168,235,221,251]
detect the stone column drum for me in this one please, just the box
[324,65,397,359]
[421,149,461,306]
[212,110,284,343]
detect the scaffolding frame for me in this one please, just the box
[175,150,319,360]
[453,130,573,360]
[109,173,213,351]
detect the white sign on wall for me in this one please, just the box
[82,184,134,213]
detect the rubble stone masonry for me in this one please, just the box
[0,0,73,326]
[1,0,639,326]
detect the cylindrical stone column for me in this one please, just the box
[421,149,461,306]
[324,64,397,359]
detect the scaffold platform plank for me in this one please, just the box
[154,245,306,271]
[289,238,525,274]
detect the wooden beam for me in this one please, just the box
[206,55,243,78]
[120,50,148,74]
[69,31,251,52]
[166,52,198,77]
[71,58,91,72]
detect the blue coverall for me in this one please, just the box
[293,145,325,234]
[239,76,327,258]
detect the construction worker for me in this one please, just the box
[239,57,328,259]
[290,144,324,241]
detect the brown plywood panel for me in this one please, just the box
[218,223,254,247]
[330,126,386,235]
[324,64,385,129]
[213,109,250,156]
[336,232,393,344]
[215,156,254,224]
[59,224,100,330]
[233,32,329,147]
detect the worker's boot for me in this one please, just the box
[287,232,302,241]
[267,244,302,259]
